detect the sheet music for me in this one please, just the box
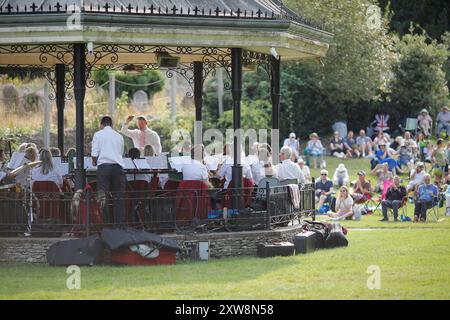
[168,156,191,172]
[73,157,96,170]
[123,158,136,170]
[52,157,69,176]
[7,152,25,170]
[133,159,150,169]
[145,155,168,169]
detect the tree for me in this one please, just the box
[390,31,449,116]
[92,69,165,100]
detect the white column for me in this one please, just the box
[43,80,51,148]
[108,73,116,117]
[170,73,177,121]
[217,68,224,116]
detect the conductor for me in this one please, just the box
[91,116,126,225]
[121,115,162,156]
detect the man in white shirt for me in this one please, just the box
[218,146,253,189]
[276,146,305,184]
[121,115,162,156]
[181,145,209,182]
[92,116,126,224]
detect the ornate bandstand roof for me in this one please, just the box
[0,0,332,67]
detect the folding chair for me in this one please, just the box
[426,197,441,222]
[386,196,408,220]
[404,118,418,136]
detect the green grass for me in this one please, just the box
[0,228,449,300]
[0,157,448,300]
[310,156,450,228]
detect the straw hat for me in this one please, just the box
[310,132,319,139]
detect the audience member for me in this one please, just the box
[381,176,406,222]
[414,174,438,222]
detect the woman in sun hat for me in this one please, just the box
[304,132,325,169]
[417,108,433,137]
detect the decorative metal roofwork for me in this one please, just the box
[0,0,325,31]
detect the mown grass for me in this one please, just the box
[309,156,450,228]
[0,228,448,300]
[0,157,448,300]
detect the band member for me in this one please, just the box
[181,145,209,183]
[0,149,15,184]
[92,116,126,225]
[121,115,162,156]
[15,146,38,189]
[31,148,63,190]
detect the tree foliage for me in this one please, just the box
[92,69,165,100]
[390,31,449,116]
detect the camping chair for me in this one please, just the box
[426,197,441,222]
[384,196,408,220]
[370,179,394,216]
[404,118,418,136]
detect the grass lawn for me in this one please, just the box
[0,228,449,300]
[0,157,448,300]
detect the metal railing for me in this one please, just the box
[0,182,315,237]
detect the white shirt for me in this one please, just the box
[121,124,162,156]
[276,159,305,183]
[182,160,209,181]
[91,126,125,167]
[284,139,300,154]
[218,156,253,189]
[299,165,311,183]
[251,161,278,185]
[31,166,63,189]
[409,170,426,187]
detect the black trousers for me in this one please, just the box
[97,164,126,224]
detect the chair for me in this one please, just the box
[280,178,298,186]
[255,177,281,201]
[426,197,441,222]
[163,180,180,191]
[32,181,64,222]
[223,178,255,209]
[404,118,418,136]
[175,180,211,225]
[126,180,150,225]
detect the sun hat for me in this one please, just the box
[310,132,318,139]
[337,163,346,172]
[416,162,424,168]
[289,132,296,139]
[420,109,428,114]
[357,170,366,176]
[136,115,148,121]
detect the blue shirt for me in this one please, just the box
[417,184,438,202]
[315,179,333,193]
